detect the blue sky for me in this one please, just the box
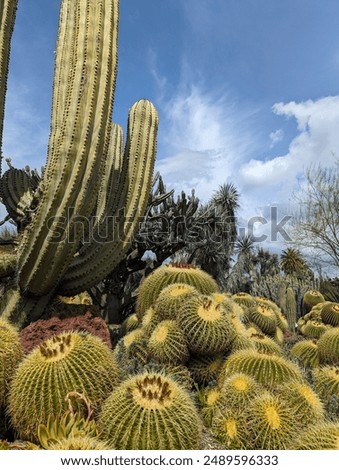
[2,0,339,254]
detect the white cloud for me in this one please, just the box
[269,129,284,148]
[239,96,339,193]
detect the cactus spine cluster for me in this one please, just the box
[8,331,118,441]
[98,371,202,449]
[0,319,23,407]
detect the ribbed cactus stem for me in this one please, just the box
[285,287,297,332]
[0,0,18,176]
[58,99,159,294]
[17,0,119,296]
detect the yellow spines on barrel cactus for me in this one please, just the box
[312,366,339,401]
[0,0,18,176]
[187,354,225,387]
[301,320,331,339]
[0,318,23,407]
[140,306,161,337]
[303,290,325,310]
[289,422,339,449]
[218,372,263,410]
[120,313,139,335]
[148,320,190,365]
[232,292,256,310]
[153,283,199,321]
[245,392,301,449]
[321,302,339,327]
[290,339,320,368]
[8,331,118,441]
[211,407,250,450]
[98,371,202,449]
[249,303,277,336]
[136,264,219,318]
[220,349,304,387]
[248,332,283,356]
[113,328,150,379]
[317,327,339,364]
[274,381,325,427]
[177,295,236,356]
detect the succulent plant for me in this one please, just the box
[248,332,283,356]
[220,349,303,387]
[289,422,339,449]
[312,366,339,401]
[0,319,23,407]
[246,392,301,449]
[249,303,277,336]
[120,313,140,335]
[301,320,331,339]
[232,292,256,310]
[113,328,150,379]
[321,302,339,327]
[290,339,320,368]
[187,354,225,386]
[218,372,263,410]
[153,283,199,321]
[211,408,251,450]
[317,327,339,364]
[199,386,222,426]
[177,295,236,356]
[274,381,325,427]
[140,306,161,337]
[136,264,219,319]
[303,290,325,310]
[98,371,202,449]
[49,436,110,450]
[8,331,118,441]
[148,320,190,365]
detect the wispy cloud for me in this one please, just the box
[269,129,284,148]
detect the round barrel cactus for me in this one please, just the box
[8,331,118,441]
[153,283,199,321]
[220,349,304,387]
[301,320,331,339]
[148,320,190,365]
[218,372,263,409]
[177,295,236,355]
[249,303,277,336]
[303,290,325,309]
[321,302,339,327]
[312,365,339,400]
[212,408,251,450]
[136,263,219,319]
[290,339,319,368]
[187,353,225,386]
[317,327,339,364]
[98,371,202,449]
[246,392,301,449]
[290,422,339,449]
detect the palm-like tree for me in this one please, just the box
[280,247,311,278]
[252,247,280,278]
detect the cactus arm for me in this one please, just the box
[58,99,158,295]
[0,0,18,177]
[17,0,119,296]
[95,123,124,222]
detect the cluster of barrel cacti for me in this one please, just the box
[1,263,339,450]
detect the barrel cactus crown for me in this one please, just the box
[98,371,202,449]
[301,320,330,339]
[321,303,339,327]
[153,283,199,321]
[303,290,325,309]
[177,295,236,355]
[246,393,301,450]
[317,327,339,364]
[232,292,256,310]
[218,372,263,410]
[136,264,219,319]
[290,422,339,450]
[290,339,319,368]
[148,320,190,365]
[0,319,23,407]
[220,349,303,387]
[248,332,283,356]
[249,304,277,336]
[8,331,118,441]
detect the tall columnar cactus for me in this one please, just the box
[98,371,202,449]
[0,0,159,326]
[8,331,118,441]
[285,287,297,332]
[0,0,18,177]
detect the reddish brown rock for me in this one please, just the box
[20,310,112,354]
